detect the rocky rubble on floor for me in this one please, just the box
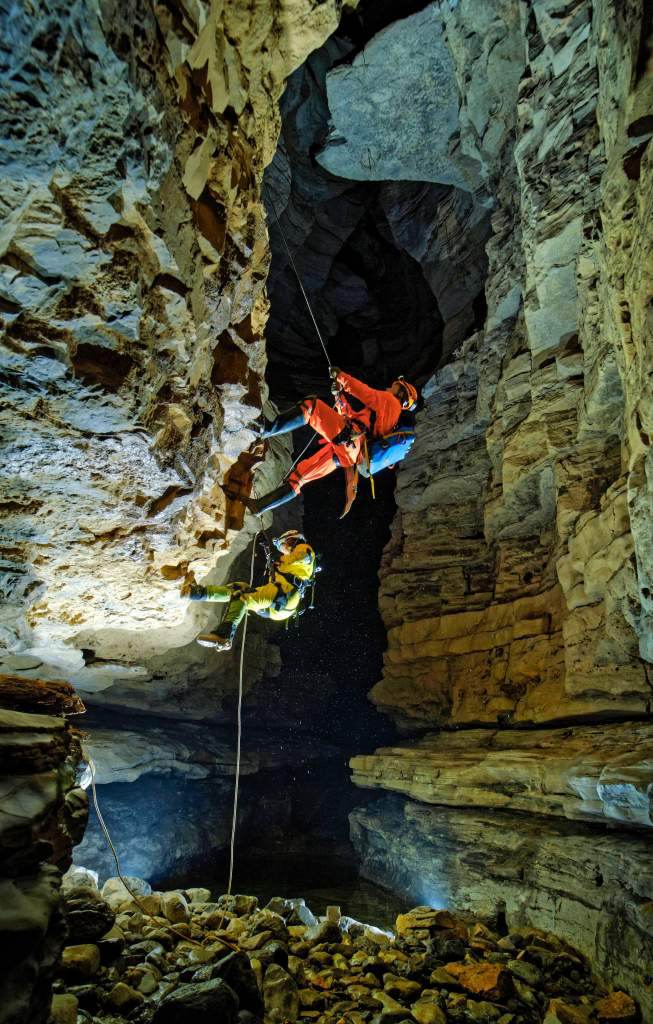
[51,874,640,1024]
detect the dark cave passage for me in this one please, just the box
[237,0,486,885]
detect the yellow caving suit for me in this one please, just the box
[202,543,316,636]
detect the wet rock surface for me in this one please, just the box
[52,879,641,1024]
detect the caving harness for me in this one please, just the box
[265,201,417,517]
[243,532,321,627]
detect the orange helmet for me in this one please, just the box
[393,377,419,411]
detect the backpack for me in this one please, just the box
[359,427,416,477]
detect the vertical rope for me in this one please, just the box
[86,531,261,935]
[282,430,319,482]
[268,195,332,372]
[84,754,238,950]
[225,529,258,898]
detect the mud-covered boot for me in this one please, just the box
[246,482,298,515]
[196,623,237,651]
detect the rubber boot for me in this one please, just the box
[196,622,238,651]
[260,405,306,439]
[246,482,299,515]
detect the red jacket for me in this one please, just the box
[335,371,402,438]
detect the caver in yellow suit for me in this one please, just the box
[188,530,317,651]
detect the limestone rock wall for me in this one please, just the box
[347,0,653,1011]
[374,0,653,730]
[0,0,360,996]
[0,675,87,1024]
[0,0,353,707]
[351,721,653,829]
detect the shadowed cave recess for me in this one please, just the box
[2,1,653,1023]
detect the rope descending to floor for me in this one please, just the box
[224,529,259,899]
[85,752,239,951]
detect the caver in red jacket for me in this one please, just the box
[235,370,419,518]
[287,371,403,497]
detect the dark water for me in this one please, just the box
[165,854,409,932]
[227,875,409,932]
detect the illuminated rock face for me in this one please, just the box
[0,0,353,706]
[374,0,653,729]
[351,721,653,830]
[2,0,652,1015]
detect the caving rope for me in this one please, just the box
[225,528,258,900]
[261,198,336,484]
[83,535,260,944]
[269,195,332,373]
[84,752,239,953]
[281,428,317,483]
[271,205,381,506]
[85,212,329,940]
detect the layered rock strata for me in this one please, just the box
[350,722,653,829]
[372,0,653,727]
[350,797,653,1022]
[0,674,86,1024]
[52,879,641,1024]
[345,0,653,1011]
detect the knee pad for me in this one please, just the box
[301,396,317,419]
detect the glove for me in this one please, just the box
[188,584,207,600]
[329,366,340,380]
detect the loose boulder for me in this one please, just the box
[595,992,640,1022]
[161,890,190,924]
[153,978,239,1024]
[263,963,300,1022]
[101,876,151,900]
[194,950,263,1014]
[62,886,115,943]
[50,993,78,1024]
[59,943,101,979]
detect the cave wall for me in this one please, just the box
[0,0,360,1009]
[72,707,356,882]
[344,0,653,1013]
[0,0,354,707]
[0,676,87,1024]
[2,1,653,1015]
[372,0,652,728]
